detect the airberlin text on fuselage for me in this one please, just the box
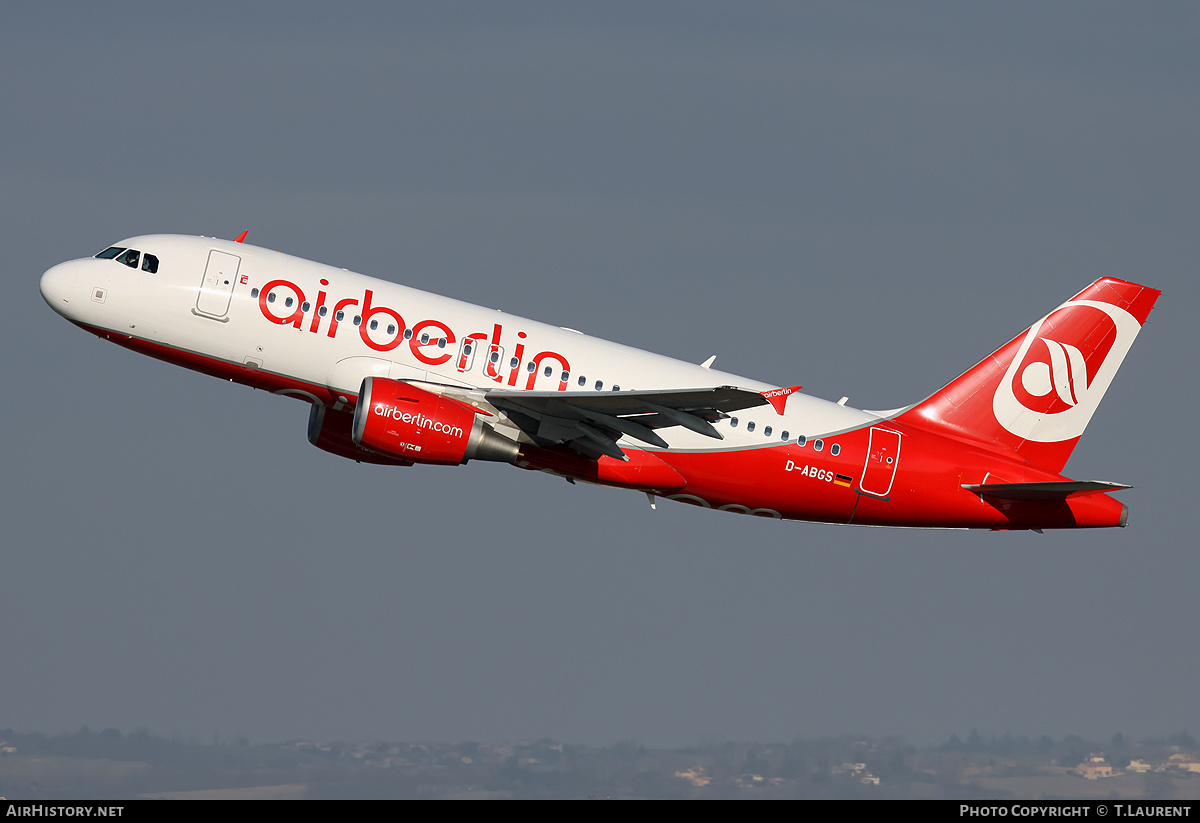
[257,278,571,390]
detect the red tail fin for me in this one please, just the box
[897,278,1159,473]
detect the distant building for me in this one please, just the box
[1167,754,1200,775]
[675,767,711,787]
[1076,754,1114,779]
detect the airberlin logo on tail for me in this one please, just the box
[1021,338,1089,407]
[992,299,1141,442]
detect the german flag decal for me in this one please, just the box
[834,474,854,488]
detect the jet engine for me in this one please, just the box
[352,377,519,466]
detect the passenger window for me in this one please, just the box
[831,444,841,456]
[141,253,159,273]
[764,426,772,437]
[781,431,789,440]
[578,375,586,386]
[797,435,807,447]
[730,417,738,428]
[747,421,756,432]
[814,439,824,451]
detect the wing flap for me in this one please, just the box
[487,386,767,459]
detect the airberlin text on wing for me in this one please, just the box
[257,278,572,391]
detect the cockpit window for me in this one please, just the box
[95,245,157,272]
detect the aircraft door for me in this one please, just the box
[195,250,240,318]
[860,427,901,498]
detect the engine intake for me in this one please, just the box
[308,404,414,465]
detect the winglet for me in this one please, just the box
[234,230,249,243]
[761,385,802,415]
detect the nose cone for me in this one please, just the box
[40,261,79,317]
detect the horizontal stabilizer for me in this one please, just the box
[961,480,1131,500]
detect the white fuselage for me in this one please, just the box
[40,234,876,452]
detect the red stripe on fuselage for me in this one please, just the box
[75,322,339,406]
[653,423,1126,529]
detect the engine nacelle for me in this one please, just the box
[308,404,415,466]
[352,378,519,465]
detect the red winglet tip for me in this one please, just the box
[234,230,249,243]
[761,385,802,415]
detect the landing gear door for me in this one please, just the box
[195,250,240,319]
[860,427,901,498]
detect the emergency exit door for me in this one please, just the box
[860,427,902,498]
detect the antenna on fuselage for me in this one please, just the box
[234,230,249,243]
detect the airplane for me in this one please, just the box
[39,233,1159,530]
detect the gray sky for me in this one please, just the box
[2,2,1197,748]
